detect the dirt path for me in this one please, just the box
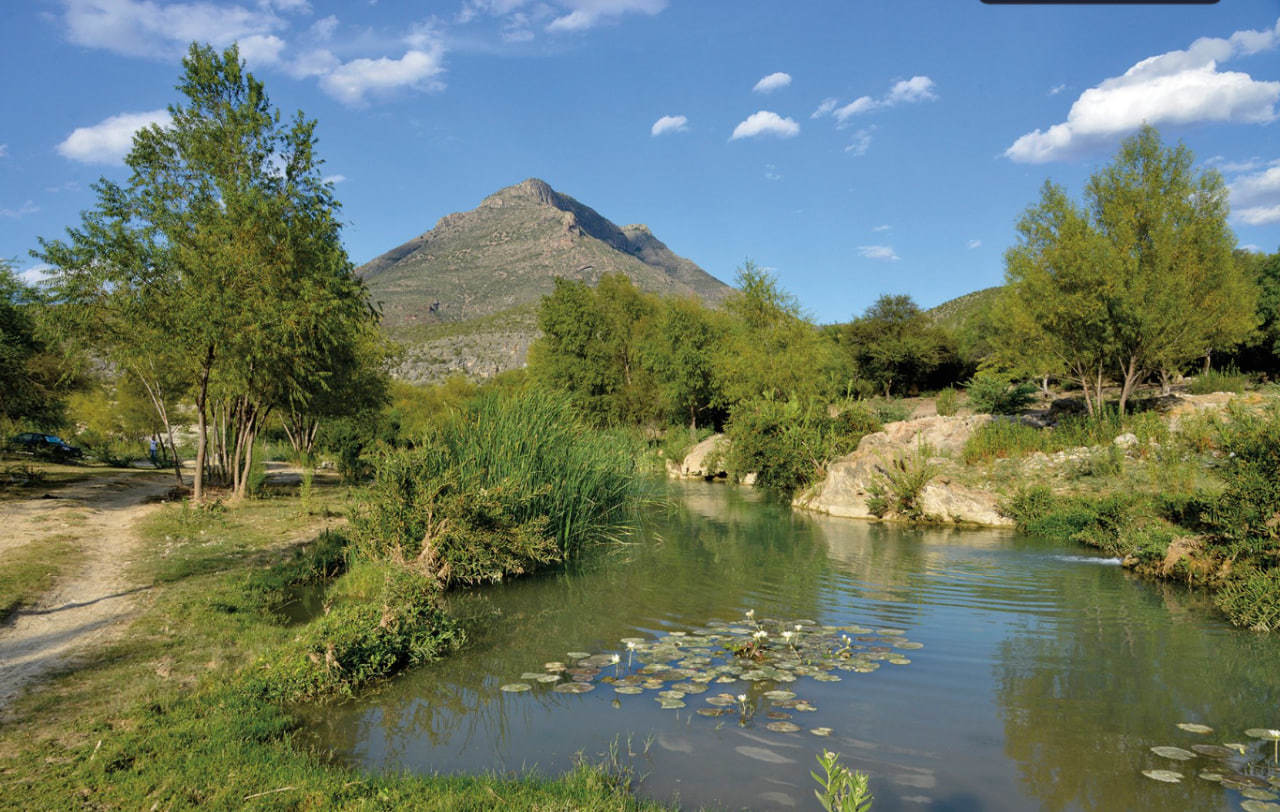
[0,472,174,712]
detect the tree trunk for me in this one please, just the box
[1203,351,1212,375]
[135,371,185,488]
[1117,356,1141,415]
[193,345,214,502]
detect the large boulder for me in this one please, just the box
[795,414,1013,527]
[677,433,729,479]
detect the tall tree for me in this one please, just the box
[840,294,954,397]
[1000,127,1255,415]
[0,262,76,428]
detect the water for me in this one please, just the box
[299,482,1280,810]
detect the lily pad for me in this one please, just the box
[1243,789,1280,802]
[810,727,833,737]
[794,702,817,712]
[705,695,736,707]
[1224,742,1249,754]
[544,662,566,671]
[763,690,796,701]
[500,683,532,693]
[658,690,686,700]
[896,641,924,650]
[566,651,591,659]
[520,672,545,680]
[888,657,912,666]
[875,628,906,636]
[614,685,643,694]
[1190,744,1237,758]
[1175,722,1213,734]
[697,708,728,717]
[536,674,562,683]
[766,711,792,720]
[1198,770,1224,782]
[553,682,594,694]
[1142,769,1183,783]
[814,674,842,682]
[765,721,801,733]
[1246,728,1280,741]
[658,699,686,709]
[1241,802,1280,812]
[1150,746,1195,761]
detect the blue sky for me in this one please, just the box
[2,1,1279,324]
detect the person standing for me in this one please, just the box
[149,436,158,467]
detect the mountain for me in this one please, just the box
[926,286,1001,332]
[359,178,732,382]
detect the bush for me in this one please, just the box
[354,390,641,581]
[866,441,938,520]
[1204,405,1280,560]
[1188,367,1249,395]
[962,418,1044,463]
[935,387,959,417]
[724,398,880,497]
[966,369,1037,415]
[1215,568,1280,631]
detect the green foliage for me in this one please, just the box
[962,419,1045,463]
[965,368,1037,415]
[0,261,75,427]
[868,398,911,424]
[354,390,641,579]
[812,750,873,812]
[839,294,957,397]
[1214,568,1280,632]
[724,398,879,497]
[1204,405,1280,561]
[866,440,939,520]
[1188,367,1249,395]
[998,126,1255,415]
[935,387,959,416]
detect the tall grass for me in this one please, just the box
[962,410,1169,464]
[353,390,643,583]
[1188,367,1249,395]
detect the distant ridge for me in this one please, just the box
[358,178,732,380]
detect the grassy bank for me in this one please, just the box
[0,401,663,810]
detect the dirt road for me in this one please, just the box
[0,472,174,712]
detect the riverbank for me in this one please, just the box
[0,469,662,810]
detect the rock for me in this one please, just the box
[1113,432,1138,449]
[678,434,729,479]
[795,414,1013,527]
[918,482,1014,527]
[665,459,683,479]
[741,472,758,487]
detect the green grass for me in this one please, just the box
[1188,367,1249,395]
[0,487,667,811]
[0,533,83,622]
[962,410,1169,464]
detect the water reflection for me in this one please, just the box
[299,482,1278,811]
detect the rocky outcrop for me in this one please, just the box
[676,434,729,479]
[794,414,1014,527]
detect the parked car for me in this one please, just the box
[8,432,84,460]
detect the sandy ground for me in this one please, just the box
[0,472,175,712]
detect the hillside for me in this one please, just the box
[359,178,732,381]
[925,286,1001,332]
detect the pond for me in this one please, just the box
[298,482,1280,810]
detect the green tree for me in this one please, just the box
[643,296,725,433]
[0,262,74,428]
[1000,126,1255,415]
[38,44,377,499]
[839,294,954,397]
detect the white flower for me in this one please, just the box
[782,631,793,640]
[626,641,636,650]
[611,654,620,664]
[1269,729,1280,738]
[794,624,803,632]
[753,630,767,639]
[737,694,747,702]
[745,609,755,618]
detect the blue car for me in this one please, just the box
[9,432,84,460]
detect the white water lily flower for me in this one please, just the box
[794,624,802,631]
[782,631,793,640]
[745,609,755,618]
[737,694,747,702]
[611,654,620,664]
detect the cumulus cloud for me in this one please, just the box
[286,48,339,78]
[730,110,800,140]
[650,114,688,136]
[967,239,982,249]
[753,72,792,94]
[309,14,338,40]
[18,265,53,286]
[0,200,40,219]
[547,0,666,33]
[60,0,287,59]
[320,47,446,105]
[1006,17,1280,163]
[237,33,286,65]
[844,126,874,156]
[858,245,900,262]
[1230,163,1280,225]
[814,75,938,126]
[57,109,171,164]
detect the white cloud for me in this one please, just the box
[730,110,800,140]
[1049,84,1066,96]
[825,75,938,126]
[60,0,286,59]
[56,109,171,164]
[753,72,792,94]
[309,14,338,40]
[860,244,901,261]
[1006,17,1280,163]
[844,126,874,156]
[834,96,877,123]
[1231,164,1280,225]
[650,114,688,136]
[547,0,666,33]
[967,239,982,250]
[1241,244,1263,252]
[323,173,347,184]
[0,200,40,219]
[872,224,891,232]
[237,33,285,65]
[763,163,782,181]
[320,47,446,105]
[885,75,936,105]
[286,48,339,78]
[0,144,7,158]
[18,265,53,286]
[811,98,837,118]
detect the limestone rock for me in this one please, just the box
[918,481,1014,527]
[679,434,729,479]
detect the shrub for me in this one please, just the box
[935,387,959,417]
[1188,367,1249,395]
[1215,568,1280,631]
[866,440,938,520]
[1204,405,1280,561]
[962,418,1044,463]
[354,390,641,580]
[966,369,1037,415]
